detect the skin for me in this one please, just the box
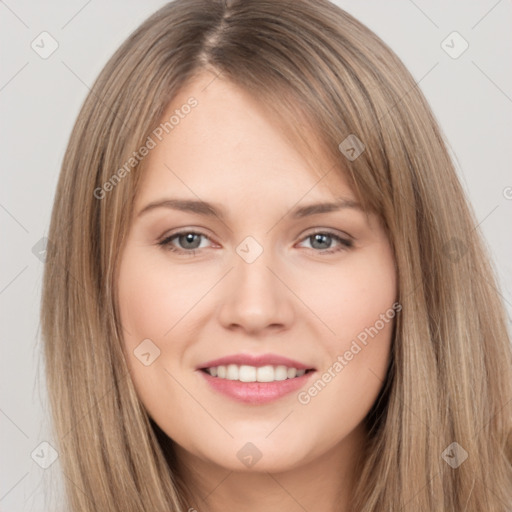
[117,70,397,512]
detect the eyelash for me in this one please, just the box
[157,229,353,256]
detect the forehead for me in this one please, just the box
[135,71,353,208]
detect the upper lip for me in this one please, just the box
[197,353,315,371]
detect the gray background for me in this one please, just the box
[1,1,511,510]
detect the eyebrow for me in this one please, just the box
[136,197,362,220]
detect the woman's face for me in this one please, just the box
[117,71,397,474]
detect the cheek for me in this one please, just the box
[296,242,396,420]
[116,249,204,429]
[298,242,397,345]
[117,249,214,346]
[299,319,393,435]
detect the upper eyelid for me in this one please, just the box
[159,227,215,242]
[300,228,353,239]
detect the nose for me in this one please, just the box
[217,250,295,335]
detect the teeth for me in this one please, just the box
[287,367,297,379]
[238,365,256,382]
[205,364,309,382]
[226,364,239,380]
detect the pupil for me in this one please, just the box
[180,233,201,249]
[311,233,331,250]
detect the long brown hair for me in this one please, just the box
[41,0,512,510]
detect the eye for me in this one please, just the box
[297,231,353,254]
[157,229,353,256]
[158,230,214,254]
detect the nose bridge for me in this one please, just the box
[217,239,294,332]
[236,246,276,293]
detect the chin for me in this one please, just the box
[199,440,312,473]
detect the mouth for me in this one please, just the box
[200,364,316,383]
[196,353,317,403]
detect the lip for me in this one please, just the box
[198,368,316,404]
[197,353,315,371]
[196,353,317,405]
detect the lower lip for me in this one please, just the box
[198,369,315,404]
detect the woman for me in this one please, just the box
[41,0,512,510]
